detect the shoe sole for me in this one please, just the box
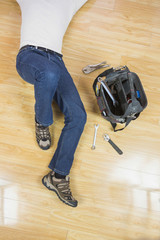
[42,176,77,208]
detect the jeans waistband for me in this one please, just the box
[19,45,63,58]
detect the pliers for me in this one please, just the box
[82,61,110,74]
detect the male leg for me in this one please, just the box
[42,56,87,207]
[16,47,61,149]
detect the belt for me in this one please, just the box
[19,45,63,58]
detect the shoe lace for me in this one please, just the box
[58,180,74,200]
[37,123,50,139]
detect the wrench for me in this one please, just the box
[91,124,99,150]
[104,134,123,155]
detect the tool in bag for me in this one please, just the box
[93,66,148,131]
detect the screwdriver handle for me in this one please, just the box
[108,139,123,155]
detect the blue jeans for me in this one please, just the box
[16,46,87,175]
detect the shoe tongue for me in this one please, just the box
[53,176,62,182]
[40,125,47,129]
[53,175,69,182]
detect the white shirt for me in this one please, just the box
[17,0,88,54]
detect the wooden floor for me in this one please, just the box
[0,0,160,239]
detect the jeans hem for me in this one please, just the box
[35,116,53,127]
[48,165,69,176]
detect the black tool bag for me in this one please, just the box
[93,66,148,131]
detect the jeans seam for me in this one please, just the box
[56,89,73,123]
[35,71,54,126]
[49,89,73,174]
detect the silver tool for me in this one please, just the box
[82,61,110,74]
[98,77,118,107]
[113,65,126,72]
[103,134,123,155]
[91,124,99,150]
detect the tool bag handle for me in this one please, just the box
[110,117,132,132]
